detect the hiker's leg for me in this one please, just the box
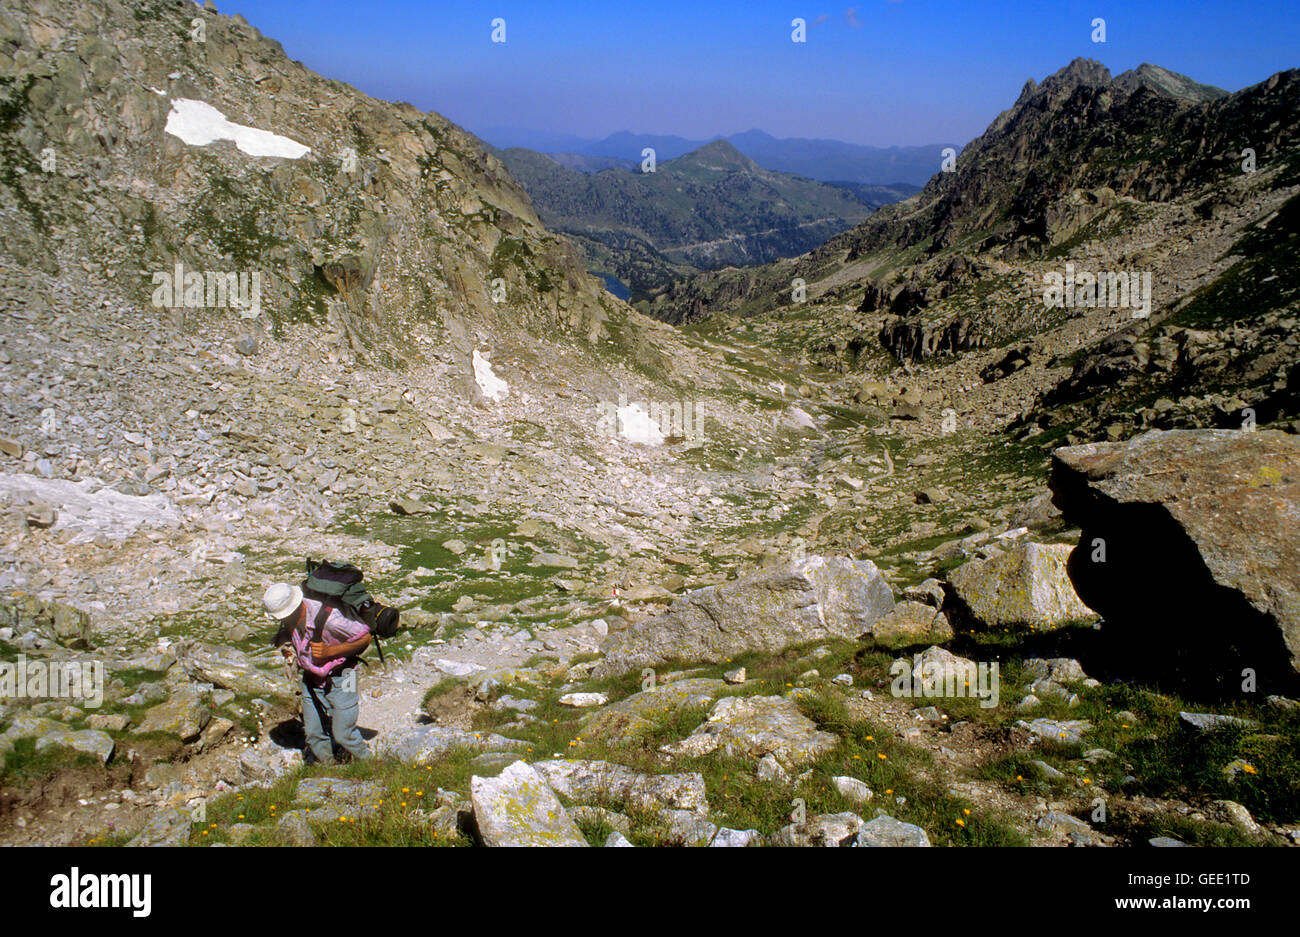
[301,682,335,764]
[326,676,369,761]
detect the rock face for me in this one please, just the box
[593,556,894,678]
[1051,429,1300,687]
[660,695,838,769]
[948,541,1096,630]
[470,760,589,847]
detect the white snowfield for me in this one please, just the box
[617,402,665,445]
[472,349,509,401]
[164,98,311,159]
[0,474,182,544]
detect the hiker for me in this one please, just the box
[262,582,372,764]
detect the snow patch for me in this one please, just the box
[164,98,311,159]
[473,349,509,401]
[618,402,665,445]
[0,474,182,544]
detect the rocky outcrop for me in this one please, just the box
[380,726,531,763]
[879,315,985,362]
[135,686,210,741]
[1051,429,1300,688]
[770,812,864,847]
[947,542,1097,630]
[593,556,894,678]
[125,808,192,847]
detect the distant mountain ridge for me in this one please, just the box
[494,139,914,299]
[477,127,956,187]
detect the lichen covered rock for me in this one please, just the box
[470,760,589,847]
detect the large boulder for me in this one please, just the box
[470,761,589,847]
[948,542,1096,630]
[1051,429,1300,688]
[593,556,895,678]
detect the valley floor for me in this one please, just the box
[0,292,1296,848]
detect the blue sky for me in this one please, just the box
[213,0,1299,147]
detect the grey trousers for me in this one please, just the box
[301,671,369,763]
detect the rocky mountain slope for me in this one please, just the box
[0,0,651,372]
[494,139,908,300]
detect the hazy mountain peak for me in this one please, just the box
[671,139,761,172]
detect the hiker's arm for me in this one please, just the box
[310,633,371,663]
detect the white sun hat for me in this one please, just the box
[262,582,304,620]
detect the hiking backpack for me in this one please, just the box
[297,558,401,663]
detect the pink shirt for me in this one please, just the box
[292,597,370,687]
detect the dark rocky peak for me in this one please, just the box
[1040,57,1113,93]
